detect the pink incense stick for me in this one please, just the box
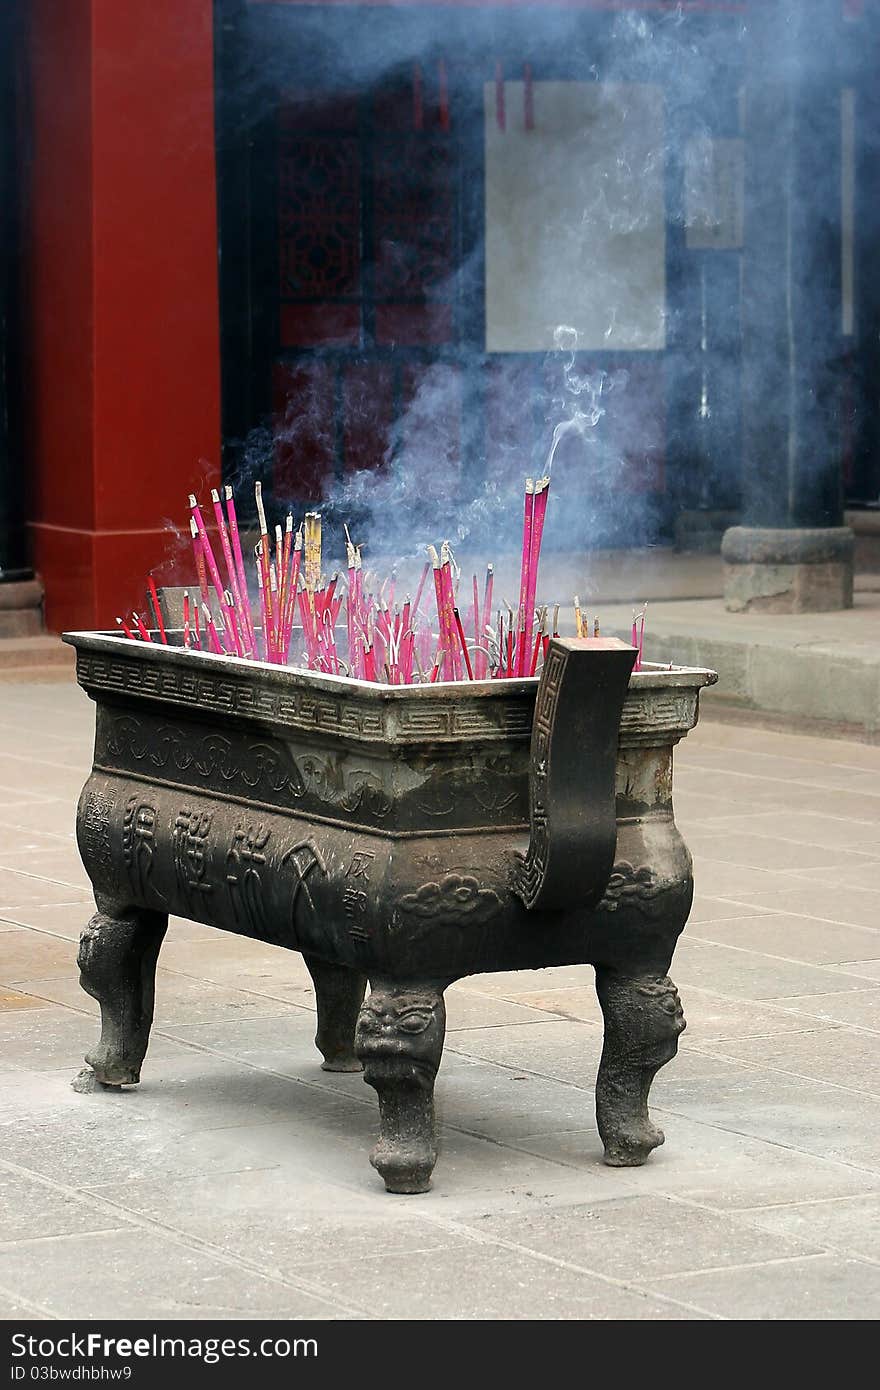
[428,546,447,679]
[212,488,252,657]
[190,518,211,609]
[440,543,461,680]
[224,589,244,657]
[524,475,550,636]
[224,486,255,653]
[189,495,229,618]
[254,485,276,660]
[201,603,225,656]
[282,532,302,664]
[472,574,480,652]
[183,592,191,650]
[255,551,270,662]
[516,479,534,676]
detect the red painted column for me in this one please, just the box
[25,0,221,632]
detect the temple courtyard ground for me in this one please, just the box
[0,676,878,1320]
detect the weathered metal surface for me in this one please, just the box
[63,627,716,1193]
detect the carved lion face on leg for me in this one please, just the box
[356,986,445,1089]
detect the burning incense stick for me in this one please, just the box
[115,616,135,640]
[516,478,534,676]
[525,475,550,634]
[132,612,153,643]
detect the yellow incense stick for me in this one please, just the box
[304,512,322,593]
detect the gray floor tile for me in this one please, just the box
[0,1229,349,1320]
[0,1168,128,1243]
[17,969,314,1029]
[780,988,880,1028]
[688,832,872,874]
[650,1071,880,1171]
[643,1254,880,1320]
[670,938,875,1000]
[715,883,880,931]
[88,1168,474,1275]
[465,1194,820,1280]
[0,928,80,983]
[520,1113,880,1211]
[505,981,814,1044]
[296,1238,707,1319]
[743,1194,880,1263]
[697,1025,880,1098]
[0,868,90,911]
[687,914,880,967]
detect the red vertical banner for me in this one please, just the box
[26,0,221,631]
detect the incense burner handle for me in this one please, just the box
[513,637,636,914]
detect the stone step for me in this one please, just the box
[0,636,75,680]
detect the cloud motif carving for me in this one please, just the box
[398,874,502,928]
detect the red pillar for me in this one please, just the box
[25,0,221,632]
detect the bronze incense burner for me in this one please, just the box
[64,629,716,1193]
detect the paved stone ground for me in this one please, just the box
[0,679,878,1321]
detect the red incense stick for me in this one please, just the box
[115,616,135,640]
[453,608,474,680]
[147,577,168,645]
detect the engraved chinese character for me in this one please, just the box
[342,883,370,942]
[123,796,158,901]
[173,808,214,907]
[226,823,270,936]
[346,850,375,881]
[281,840,326,941]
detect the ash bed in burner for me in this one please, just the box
[64,627,716,1194]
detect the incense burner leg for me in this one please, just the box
[302,953,367,1073]
[594,968,686,1167]
[73,908,167,1090]
[355,980,446,1195]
